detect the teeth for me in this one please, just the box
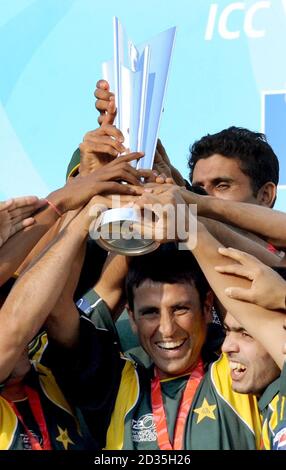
[157,340,185,350]
[229,361,246,372]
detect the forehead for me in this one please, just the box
[192,154,245,182]
[133,280,199,306]
[224,312,243,330]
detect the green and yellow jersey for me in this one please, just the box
[260,361,286,450]
[0,363,85,450]
[0,343,89,450]
[68,289,262,450]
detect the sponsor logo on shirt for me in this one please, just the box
[132,413,157,442]
[273,427,286,450]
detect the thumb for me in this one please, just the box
[225,287,253,303]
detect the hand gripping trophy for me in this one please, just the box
[96,18,176,255]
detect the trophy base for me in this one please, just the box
[95,208,159,256]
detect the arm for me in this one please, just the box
[199,216,282,267]
[45,240,87,348]
[94,253,130,318]
[182,189,286,249]
[16,209,81,275]
[0,152,144,284]
[135,187,286,369]
[0,164,141,382]
[134,183,282,265]
[0,205,91,382]
[186,220,286,369]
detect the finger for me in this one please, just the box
[21,217,35,228]
[82,139,126,156]
[215,263,255,280]
[156,139,170,163]
[98,115,104,125]
[113,152,144,165]
[153,149,163,167]
[155,174,168,184]
[165,177,175,185]
[95,89,114,101]
[218,247,262,267]
[86,125,123,141]
[137,169,158,181]
[8,196,39,210]
[97,181,142,196]
[101,100,117,126]
[95,79,110,93]
[224,287,254,303]
[9,217,35,236]
[107,161,144,178]
[126,185,144,195]
[115,170,143,186]
[0,199,13,212]
[96,99,113,112]
[9,205,39,220]
[9,198,44,212]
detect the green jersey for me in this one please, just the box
[69,290,262,450]
[0,361,87,450]
[259,361,286,450]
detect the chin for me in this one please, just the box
[232,383,251,394]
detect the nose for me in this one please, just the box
[158,312,176,338]
[221,333,240,354]
[203,184,214,196]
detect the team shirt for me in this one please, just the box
[260,361,286,450]
[65,289,262,450]
[0,341,89,450]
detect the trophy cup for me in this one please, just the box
[95,18,176,255]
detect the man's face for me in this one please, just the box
[222,313,280,395]
[129,281,212,379]
[192,154,258,203]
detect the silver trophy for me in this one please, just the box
[96,18,176,255]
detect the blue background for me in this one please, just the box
[0,0,285,209]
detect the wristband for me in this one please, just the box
[43,199,62,217]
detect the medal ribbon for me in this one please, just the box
[151,359,204,450]
[8,385,52,450]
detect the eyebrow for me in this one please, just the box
[223,323,247,334]
[171,303,192,310]
[137,306,159,315]
[193,177,235,187]
[137,303,192,315]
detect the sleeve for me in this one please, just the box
[271,362,286,450]
[66,148,80,179]
[44,315,123,449]
[76,288,120,341]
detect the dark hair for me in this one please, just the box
[188,126,279,197]
[126,243,210,311]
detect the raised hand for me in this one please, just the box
[79,125,126,176]
[215,247,286,310]
[0,196,44,247]
[94,79,117,126]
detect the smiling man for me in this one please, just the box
[64,245,262,450]
[128,281,207,379]
[222,313,280,396]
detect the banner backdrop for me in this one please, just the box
[0,0,285,209]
